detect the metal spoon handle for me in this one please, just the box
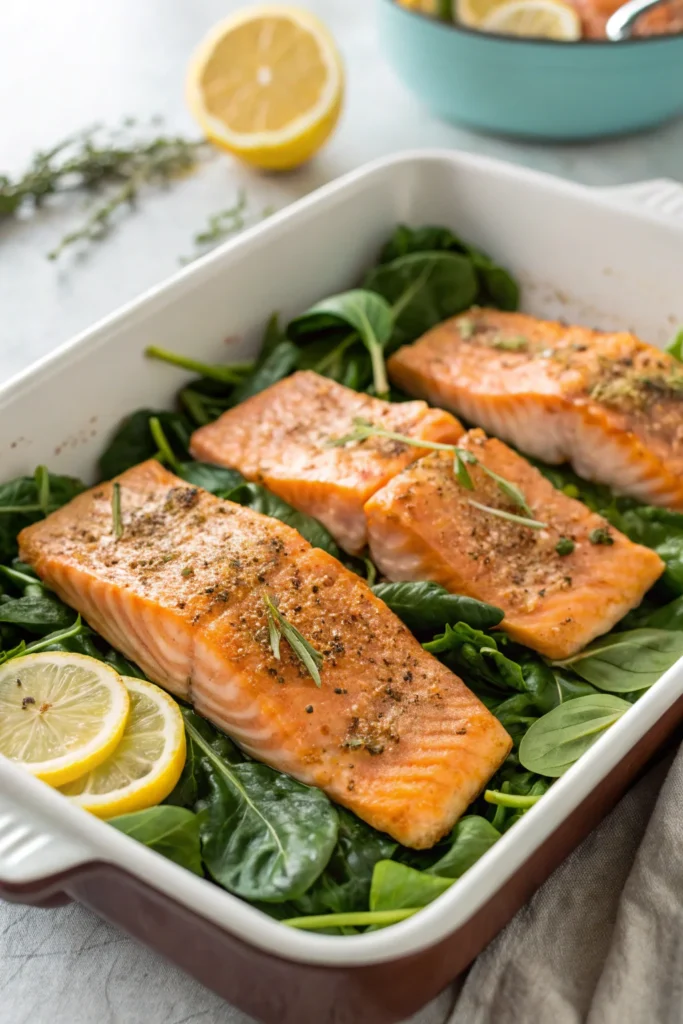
[606,0,668,39]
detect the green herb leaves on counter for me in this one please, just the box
[263,594,324,686]
[110,806,203,876]
[519,694,632,777]
[371,581,504,633]
[290,290,393,399]
[553,628,683,692]
[182,711,339,902]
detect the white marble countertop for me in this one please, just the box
[1,1,682,1021]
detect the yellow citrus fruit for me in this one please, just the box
[187,5,344,171]
[481,0,581,37]
[456,0,517,27]
[59,677,186,819]
[0,653,130,787]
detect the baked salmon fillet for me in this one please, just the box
[387,308,683,512]
[190,369,463,555]
[365,430,664,660]
[19,459,511,848]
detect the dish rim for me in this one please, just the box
[1,148,683,970]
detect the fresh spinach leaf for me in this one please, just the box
[177,462,245,495]
[291,809,396,916]
[227,483,341,558]
[110,806,203,876]
[183,711,338,902]
[426,816,500,878]
[99,409,192,479]
[666,328,683,361]
[364,251,478,348]
[377,225,519,311]
[372,581,503,632]
[103,648,146,679]
[635,595,683,632]
[0,592,75,635]
[519,694,632,777]
[0,473,84,562]
[426,623,526,691]
[553,628,683,692]
[289,290,393,398]
[227,341,300,408]
[167,708,244,809]
[607,505,683,595]
[370,860,453,914]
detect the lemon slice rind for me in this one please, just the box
[480,0,581,37]
[59,677,186,819]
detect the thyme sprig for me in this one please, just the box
[111,483,123,540]
[328,419,546,530]
[0,120,207,259]
[263,594,324,687]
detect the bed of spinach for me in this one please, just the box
[1,223,681,934]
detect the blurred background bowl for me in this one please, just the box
[378,0,683,139]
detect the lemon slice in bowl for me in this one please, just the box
[0,653,130,786]
[187,5,344,171]
[59,678,186,818]
[456,0,515,28]
[481,0,581,37]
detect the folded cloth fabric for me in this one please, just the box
[0,746,679,1024]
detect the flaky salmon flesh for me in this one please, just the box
[365,430,664,661]
[19,460,511,849]
[387,309,683,512]
[190,369,463,555]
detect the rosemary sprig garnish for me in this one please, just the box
[263,594,324,687]
[329,419,546,529]
[111,482,123,540]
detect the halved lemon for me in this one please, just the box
[0,653,130,786]
[481,0,581,37]
[59,677,186,818]
[187,5,344,170]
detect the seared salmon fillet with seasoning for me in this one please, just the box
[387,309,683,512]
[365,430,664,660]
[190,369,463,554]
[19,459,511,848]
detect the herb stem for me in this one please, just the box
[149,417,181,473]
[263,593,324,686]
[145,346,254,385]
[0,566,45,590]
[111,482,123,540]
[467,500,547,531]
[0,616,85,665]
[484,790,543,809]
[312,332,357,375]
[282,908,419,930]
[34,466,51,517]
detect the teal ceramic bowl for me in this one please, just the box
[378,0,683,139]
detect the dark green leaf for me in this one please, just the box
[291,809,396,916]
[183,711,337,901]
[226,341,300,408]
[519,694,632,777]
[426,816,500,879]
[0,473,84,562]
[607,505,683,595]
[635,595,683,632]
[372,582,503,632]
[553,628,683,692]
[110,806,203,876]
[260,313,287,360]
[0,593,75,635]
[666,328,683,361]
[425,623,526,691]
[369,860,453,914]
[364,252,478,349]
[103,648,146,679]
[177,462,245,495]
[99,409,192,478]
[227,482,341,558]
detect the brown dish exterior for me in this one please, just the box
[4,692,682,1024]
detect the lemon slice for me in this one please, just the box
[456,0,515,28]
[481,0,581,37]
[187,5,344,170]
[0,653,130,786]
[59,678,186,818]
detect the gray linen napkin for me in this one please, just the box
[0,746,680,1024]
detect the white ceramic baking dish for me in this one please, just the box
[1,151,683,1024]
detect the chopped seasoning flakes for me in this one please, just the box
[589,527,614,546]
[21,696,36,708]
[556,537,575,556]
[305,705,314,714]
[181,566,194,577]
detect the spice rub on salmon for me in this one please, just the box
[364,430,664,661]
[19,459,511,848]
[387,309,683,512]
[190,369,463,555]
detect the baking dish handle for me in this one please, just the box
[0,785,94,906]
[597,178,683,223]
